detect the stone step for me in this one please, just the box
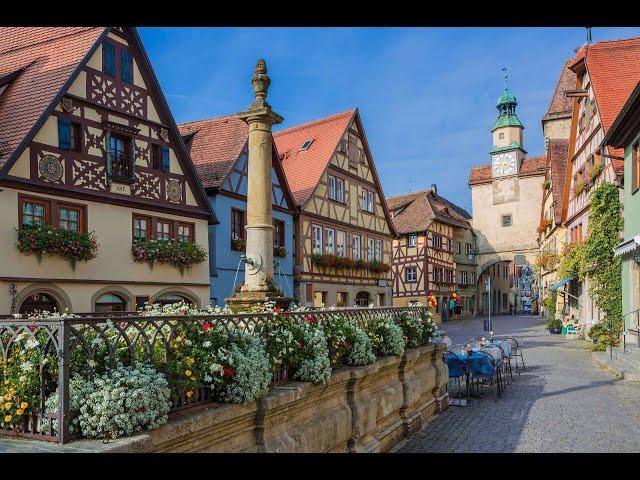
[592,351,640,382]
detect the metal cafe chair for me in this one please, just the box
[490,340,513,383]
[468,350,501,401]
[480,344,506,393]
[503,337,525,373]
[435,335,453,349]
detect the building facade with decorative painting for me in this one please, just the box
[387,186,476,321]
[560,38,639,325]
[274,109,395,308]
[468,73,546,314]
[178,115,296,306]
[0,27,215,314]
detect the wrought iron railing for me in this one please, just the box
[0,306,428,444]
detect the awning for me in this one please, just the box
[614,235,640,257]
[548,275,577,291]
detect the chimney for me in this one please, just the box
[431,183,437,195]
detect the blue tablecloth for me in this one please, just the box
[446,353,494,376]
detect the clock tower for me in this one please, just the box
[491,68,526,178]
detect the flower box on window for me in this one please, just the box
[16,223,98,270]
[132,238,206,275]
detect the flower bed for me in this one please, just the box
[16,223,98,269]
[132,238,206,275]
[0,304,435,444]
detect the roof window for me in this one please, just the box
[300,139,313,151]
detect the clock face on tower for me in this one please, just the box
[492,151,517,177]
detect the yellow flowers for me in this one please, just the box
[20,402,28,409]
[186,390,194,398]
[3,415,11,423]
[187,357,195,366]
[184,370,193,378]
[4,402,11,410]
[16,408,24,416]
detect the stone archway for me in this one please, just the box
[151,287,201,308]
[15,283,73,314]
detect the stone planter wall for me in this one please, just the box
[98,343,448,453]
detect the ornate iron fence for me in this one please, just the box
[0,306,428,444]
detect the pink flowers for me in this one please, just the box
[203,321,212,332]
[305,314,316,324]
[274,307,282,314]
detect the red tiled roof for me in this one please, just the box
[178,114,248,189]
[571,37,640,134]
[0,27,106,171]
[612,159,625,176]
[469,156,546,185]
[387,189,471,234]
[468,164,492,185]
[547,139,569,224]
[542,60,576,122]
[274,109,355,206]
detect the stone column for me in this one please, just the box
[226,59,293,311]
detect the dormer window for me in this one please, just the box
[300,139,313,151]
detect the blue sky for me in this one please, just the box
[139,27,640,212]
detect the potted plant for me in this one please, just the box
[547,317,562,334]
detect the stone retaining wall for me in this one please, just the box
[99,343,448,453]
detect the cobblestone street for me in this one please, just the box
[398,315,640,453]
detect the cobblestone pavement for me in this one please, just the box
[398,315,640,453]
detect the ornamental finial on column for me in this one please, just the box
[251,58,271,107]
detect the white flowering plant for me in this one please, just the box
[321,314,376,367]
[365,316,405,357]
[394,311,424,348]
[420,310,438,343]
[73,363,170,440]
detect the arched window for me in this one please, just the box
[155,293,193,306]
[95,293,128,313]
[19,292,59,314]
[355,291,370,307]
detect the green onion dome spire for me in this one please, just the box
[492,67,523,131]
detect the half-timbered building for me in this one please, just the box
[178,115,296,306]
[274,109,395,307]
[559,37,640,324]
[387,187,473,322]
[0,27,215,314]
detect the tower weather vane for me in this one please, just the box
[501,67,508,90]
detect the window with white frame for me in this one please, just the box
[353,234,361,260]
[335,177,344,203]
[361,188,374,213]
[462,271,468,284]
[406,267,417,283]
[312,225,323,254]
[456,242,461,254]
[375,239,382,261]
[434,267,443,282]
[408,234,417,247]
[471,272,476,284]
[328,175,336,200]
[367,237,375,261]
[325,228,335,254]
[466,243,472,255]
[433,234,442,249]
[337,230,346,257]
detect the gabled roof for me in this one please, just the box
[569,36,640,135]
[0,27,216,223]
[387,188,471,234]
[0,27,106,170]
[274,108,397,236]
[274,109,355,206]
[602,79,640,149]
[468,155,546,185]
[542,59,576,122]
[546,139,569,225]
[178,113,296,211]
[178,114,247,189]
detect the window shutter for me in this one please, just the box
[129,138,136,179]
[161,145,170,171]
[121,49,133,83]
[103,42,115,76]
[58,117,71,150]
[105,132,112,180]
